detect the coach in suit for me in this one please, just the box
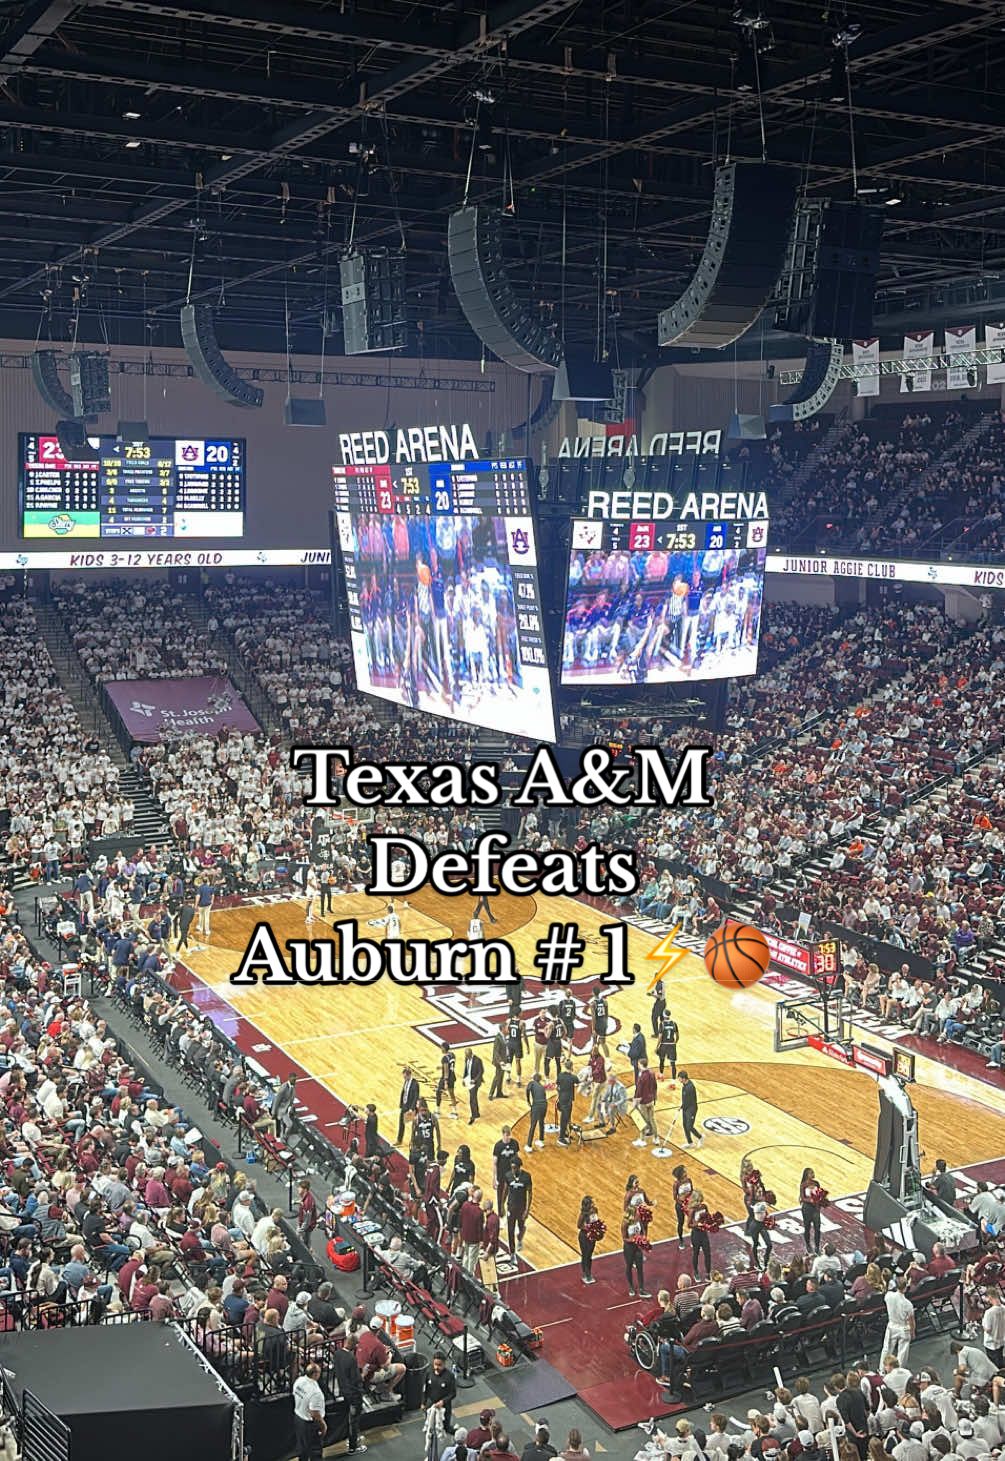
[397,1066,420,1145]
[679,1070,702,1147]
[463,1051,484,1125]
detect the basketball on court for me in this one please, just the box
[704,921,771,987]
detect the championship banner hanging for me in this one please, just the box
[851,338,880,397]
[104,676,261,743]
[945,325,977,390]
[987,323,1005,385]
[900,330,934,393]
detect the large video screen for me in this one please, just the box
[561,517,767,684]
[333,458,556,741]
[19,433,245,539]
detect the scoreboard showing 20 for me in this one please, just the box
[19,433,246,539]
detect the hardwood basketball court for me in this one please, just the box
[175,887,1005,1274]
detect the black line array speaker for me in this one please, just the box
[769,338,843,422]
[31,350,76,417]
[448,206,562,374]
[657,162,800,350]
[180,302,264,408]
[69,351,111,416]
[284,397,327,427]
[339,250,407,356]
[554,355,614,403]
[810,203,884,341]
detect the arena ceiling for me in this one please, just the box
[2,0,1005,363]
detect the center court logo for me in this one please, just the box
[702,1115,750,1135]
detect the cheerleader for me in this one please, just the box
[303,865,319,926]
[621,1205,651,1299]
[672,1163,693,1251]
[799,1166,822,1255]
[656,1008,679,1079]
[625,1172,654,1229]
[689,1187,712,1281]
[577,1194,602,1285]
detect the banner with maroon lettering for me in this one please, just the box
[945,324,977,390]
[900,329,934,393]
[851,338,880,397]
[105,675,260,743]
[987,323,1005,385]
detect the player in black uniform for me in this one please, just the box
[505,1156,533,1253]
[649,979,666,1039]
[409,1099,439,1191]
[557,993,578,1051]
[492,1125,520,1215]
[657,1010,679,1079]
[435,1041,459,1119]
[590,988,610,1058]
[505,1010,528,1082]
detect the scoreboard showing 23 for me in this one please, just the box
[19,433,246,539]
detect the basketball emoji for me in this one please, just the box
[704,921,771,988]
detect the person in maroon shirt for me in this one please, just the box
[266,1274,289,1321]
[459,1189,484,1270]
[682,1304,720,1348]
[481,1197,500,1258]
[488,1435,520,1461]
[633,1060,659,1143]
[356,1319,406,1392]
[131,1268,160,1313]
[169,1164,194,1206]
[144,1170,170,1210]
[117,1255,143,1300]
[179,1219,207,1262]
[466,1409,496,1450]
[926,1242,956,1277]
[297,1179,318,1242]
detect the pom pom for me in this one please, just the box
[584,1219,606,1243]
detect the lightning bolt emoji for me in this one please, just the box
[644,924,686,993]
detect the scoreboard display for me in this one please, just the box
[19,433,246,539]
[561,510,768,686]
[332,458,555,742]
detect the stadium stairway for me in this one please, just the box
[771,409,852,513]
[32,598,173,854]
[178,594,280,734]
[31,599,127,766]
[854,403,997,546]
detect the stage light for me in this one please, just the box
[123,109,141,120]
[125,139,142,149]
[885,195,902,206]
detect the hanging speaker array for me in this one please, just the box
[769,338,844,422]
[657,162,800,350]
[180,302,264,408]
[31,350,76,417]
[448,205,563,374]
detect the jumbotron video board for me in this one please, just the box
[561,485,769,686]
[19,433,245,539]
[332,456,556,741]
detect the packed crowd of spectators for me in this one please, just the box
[53,580,228,682]
[0,600,133,882]
[945,416,1005,560]
[760,405,990,556]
